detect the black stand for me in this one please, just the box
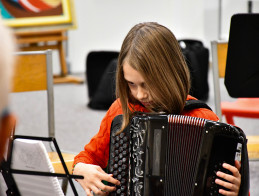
[0,135,84,196]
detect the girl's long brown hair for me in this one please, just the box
[116,22,190,132]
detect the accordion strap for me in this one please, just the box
[184,99,212,111]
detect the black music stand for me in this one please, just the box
[225,13,259,97]
[0,135,84,196]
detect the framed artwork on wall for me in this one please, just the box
[0,0,75,29]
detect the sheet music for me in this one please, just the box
[11,139,64,196]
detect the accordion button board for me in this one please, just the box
[109,129,131,195]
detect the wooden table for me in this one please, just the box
[48,151,75,174]
[15,30,84,84]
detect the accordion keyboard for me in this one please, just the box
[109,131,130,196]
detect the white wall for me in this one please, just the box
[64,0,259,73]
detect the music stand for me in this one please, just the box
[225,13,259,97]
[0,135,83,196]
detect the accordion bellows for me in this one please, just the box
[108,114,249,196]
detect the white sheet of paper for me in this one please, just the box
[11,139,64,196]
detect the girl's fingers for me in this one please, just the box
[95,180,116,192]
[218,188,236,196]
[222,163,240,177]
[235,160,241,171]
[79,180,91,195]
[75,164,120,195]
[99,172,120,186]
[95,166,120,186]
[215,178,238,192]
[98,167,108,174]
[84,188,93,196]
[216,171,239,185]
[90,185,108,196]
[215,163,241,196]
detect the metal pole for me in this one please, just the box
[218,0,222,40]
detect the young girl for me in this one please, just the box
[73,22,241,196]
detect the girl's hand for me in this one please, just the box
[215,160,241,196]
[73,163,120,196]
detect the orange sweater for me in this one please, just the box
[74,95,219,168]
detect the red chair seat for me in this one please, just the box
[221,98,259,124]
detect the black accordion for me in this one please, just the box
[107,114,249,196]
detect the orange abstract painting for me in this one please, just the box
[0,0,74,27]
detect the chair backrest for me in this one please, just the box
[11,50,55,138]
[211,40,228,121]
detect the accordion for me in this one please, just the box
[107,114,249,196]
